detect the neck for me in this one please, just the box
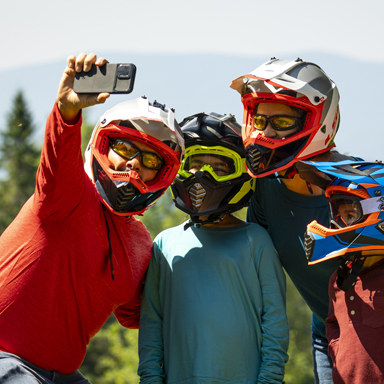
[278,171,324,196]
[279,151,340,196]
[361,251,384,270]
[198,214,245,228]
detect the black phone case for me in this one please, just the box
[73,63,136,94]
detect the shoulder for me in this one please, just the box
[115,215,153,249]
[153,222,186,248]
[253,176,284,201]
[241,222,276,249]
[242,221,270,236]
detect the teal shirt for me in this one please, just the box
[247,177,340,338]
[138,222,289,384]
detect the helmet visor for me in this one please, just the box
[328,195,365,228]
[179,145,245,182]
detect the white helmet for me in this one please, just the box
[231,58,340,177]
[84,96,184,216]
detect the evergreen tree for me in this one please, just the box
[0,90,40,233]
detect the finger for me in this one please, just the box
[83,53,97,72]
[65,55,77,77]
[75,53,87,72]
[96,93,110,104]
[67,55,76,69]
[96,57,109,66]
[81,93,110,109]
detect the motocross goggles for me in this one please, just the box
[178,145,246,182]
[328,194,384,229]
[110,139,164,170]
[328,195,366,228]
[253,114,303,132]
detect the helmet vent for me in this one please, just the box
[158,165,171,181]
[116,184,136,211]
[246,145,262,174]
[303,232,315,261]
[310,222,328,235]
[254,135,276,145]
[100,136,109,154]
[377,222,384,234]
[189,183,207,210]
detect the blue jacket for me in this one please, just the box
[138,222,289,384]
[247,177,340,338]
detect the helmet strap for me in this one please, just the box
[336,255,367,291]
[275,165,298,180]
[184,213,228,231]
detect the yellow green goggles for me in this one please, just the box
[178,145,246,182]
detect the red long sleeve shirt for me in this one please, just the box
[0,104,153,374]
[326,258,384,383]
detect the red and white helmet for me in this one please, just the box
[230,58,340,177]
[84,96,184,216]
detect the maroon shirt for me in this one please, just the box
[326,258,384,383]
[0,104,153,373]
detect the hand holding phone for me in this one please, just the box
[74,63,136,94]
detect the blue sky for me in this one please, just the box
[1,0,383,161]
[2,0,383,71]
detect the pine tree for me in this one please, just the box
[0,90,40,233]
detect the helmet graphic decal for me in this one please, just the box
[231,58,340,177]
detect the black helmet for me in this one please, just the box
[170,112,255,226]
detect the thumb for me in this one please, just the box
[96,93,110,104]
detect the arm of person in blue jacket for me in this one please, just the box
[138,243,165,384]
[255,230,289,384]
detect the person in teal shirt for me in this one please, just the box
[138,112,289,384]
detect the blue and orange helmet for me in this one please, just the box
[304,160,384,289]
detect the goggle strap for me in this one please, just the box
[361,196,384,215]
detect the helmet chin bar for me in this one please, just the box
[305,230,366,292]
[245,135,309,177]
[105,180,137,213]
[93,158,163,215]
[172,170,251,230]
[186,177,228,230]
[184,213,227,230]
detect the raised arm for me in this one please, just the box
[33,54,110,219]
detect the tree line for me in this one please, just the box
[0,91,314,384]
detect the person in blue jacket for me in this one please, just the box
[138,112,289,384]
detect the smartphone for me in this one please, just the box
[73,63,136,94]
